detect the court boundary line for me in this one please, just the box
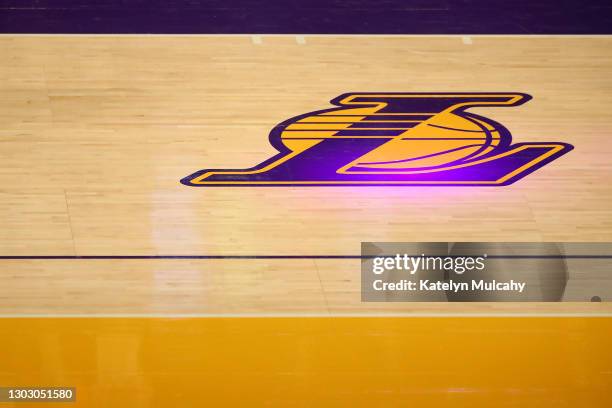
[1,255,611,260]
[0,34,611,38]
[0,313,609,318]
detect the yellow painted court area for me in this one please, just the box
[0,317,610,407]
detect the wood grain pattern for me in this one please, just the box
[0,259,609,315]
[1,36,611,314]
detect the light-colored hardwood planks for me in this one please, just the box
[0,259,609,315]
[1,36,612,255]
[1,36,612,314]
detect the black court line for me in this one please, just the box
[1,255,612,260]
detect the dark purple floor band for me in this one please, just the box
[1,0,611,34]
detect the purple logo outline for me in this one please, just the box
[181,92,573,187]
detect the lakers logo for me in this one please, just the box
[181,93,572,186]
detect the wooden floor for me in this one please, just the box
[0,35,611,406]
[1,35,611,313]
[1,36,612,252]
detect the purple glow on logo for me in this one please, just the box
[182,93,572,186]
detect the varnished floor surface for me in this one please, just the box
[0,317,610,407]
[1,35,611,406]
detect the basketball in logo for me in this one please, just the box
[182,93,573,186]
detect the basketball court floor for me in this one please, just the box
[1,13,612,408]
